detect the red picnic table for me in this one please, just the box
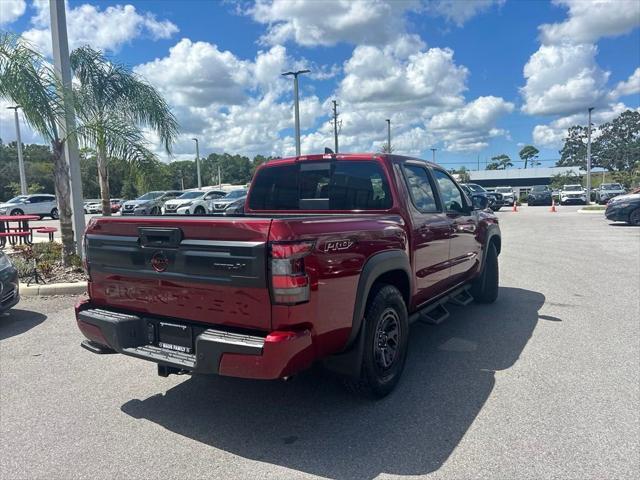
[0,214,40,248]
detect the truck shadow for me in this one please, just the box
[0,308,47,341]
[121,286,544,479]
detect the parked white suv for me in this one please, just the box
[0,194,59,219]
[494,186,516,206]
[560,184,587,205]
[163,189,226,215]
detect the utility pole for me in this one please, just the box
[332,100,339,153]
[192,138,202,188]
[218,165,222,188]
[7,106,27,194]
[586,107,594,205]
[50,0,85,255]
[282,69,310,156]
[477,154,480,171]
[386,119,391,152]
[431,148,437,163]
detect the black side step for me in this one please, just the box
[448,288,474,306]
[419,303,450,325]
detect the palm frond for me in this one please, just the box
[0,31,62,142]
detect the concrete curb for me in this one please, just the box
[19,281,87,297]
[577,209,605,214]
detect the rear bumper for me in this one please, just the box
[75,301,313,379]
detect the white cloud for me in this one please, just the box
[22,1,178,55]
[540,0,640,45]
[427,96,515,151]
[425,0,505,26]
[0,0,26,25]
[532,102,630,148]
[135,39,250,108]
[612,68,640,98]
[339,42,467,108]
[249,0,420,47]
[0,99,44,146]
[521,43,610,116]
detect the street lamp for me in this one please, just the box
[586,107,594,205]
[386,119,391,152]
[7,105,27,195]
[192,138,202,189]
[282,69,310,156]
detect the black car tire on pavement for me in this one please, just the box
[50,208,59,219]
[10,209,24,216]
[629,208,640,226]
[194,206,206,215]
[344,284,409,398]
[471,243,499,304]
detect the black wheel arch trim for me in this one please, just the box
[480,224,501,273]
[347,250,412,349]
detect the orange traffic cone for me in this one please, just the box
[512,202,518,212]
[550,199,557,212]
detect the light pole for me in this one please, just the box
[282,69,310,156]
[386,119,391,152]
[586,107,594,205]
[50,0,85,255]
[192,138,202,188]
[431,147,437,163]
[332,100,339,153]
[7,106,27,195]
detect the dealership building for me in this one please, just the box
[468,166,586,197]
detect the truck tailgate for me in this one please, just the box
[85,216,272,331]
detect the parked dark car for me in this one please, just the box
[460,183,503,211]
[0,252,20,313]
[527,185,553,206]
[605,192,640,226]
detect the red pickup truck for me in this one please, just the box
[76,153,501,397]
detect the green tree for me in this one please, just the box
[596,110,640,173]
[451,166,471,183]
[486,161,500,170]
[519,145,540,169]
[490,154,513,170]
[0,32,76,263]
[70,46,178,215]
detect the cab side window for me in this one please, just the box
[402,164,438,212]
[433,170,466,214]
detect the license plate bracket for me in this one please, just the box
[158,322,193,353]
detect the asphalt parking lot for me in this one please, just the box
[1,206,638,480]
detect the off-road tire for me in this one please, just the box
[629,208,640,226]
[471,243,499,304]
[344,284,409,398]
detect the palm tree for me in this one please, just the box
[0,32,76,263]
[70,46,179,215]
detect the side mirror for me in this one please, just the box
[471,194,489,210]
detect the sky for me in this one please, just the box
[1,0,639,171]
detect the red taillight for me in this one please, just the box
[270,241,314,305]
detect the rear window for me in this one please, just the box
[249,161,392,211]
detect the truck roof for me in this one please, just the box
[263,152,439,169]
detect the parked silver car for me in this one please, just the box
[120,191,182,216]
[212,189,248,212]
[0,194,58,219]
[595,183,626,204]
